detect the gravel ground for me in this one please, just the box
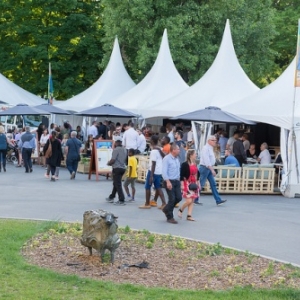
[22,224,300,291]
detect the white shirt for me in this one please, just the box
[243,140,250,152]
[122,127,139,150]
[259,149,271,164]
[168,131,174,143]
[40,134,49,145]
[226,136,235,151]
[200,143,216,167]
[149,149,163,174]
[187,131,193,142]
[137,134,146,153]
[87,125,98,138]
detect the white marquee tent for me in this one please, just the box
[0,73,45,106]
[224,58,300,198]
[111,29,189,118]
[224,58,300,128]
[146,19,259,118]
[56,37,136,112]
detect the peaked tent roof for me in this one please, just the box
[146,19,259,118]
[56,37,136,112]
[0,73,45,106]
[111,29,189,118]
[224,57,300,129]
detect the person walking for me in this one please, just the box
[65,131,82,179]
[18,126,36,173]
[199,135,227,206]
[123,148,138,202]
[178,149,200,221]
[139,135,167,209]
[106,137,127,206]
[0,125,12,172]
[162,144,182,224]
[43,131,63,182]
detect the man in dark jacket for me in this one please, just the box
[232,133,247,166]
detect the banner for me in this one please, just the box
[48,63,54,105]
[295,19,300,87]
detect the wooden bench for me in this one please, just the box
[202,165,276,194]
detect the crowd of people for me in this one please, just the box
[103,121,227,225]
[0,121,82,181]
[0,120,280,225]
[214,129,275,166]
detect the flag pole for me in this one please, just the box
[48,62,54,105]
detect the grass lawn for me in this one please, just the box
[0,219,300,300]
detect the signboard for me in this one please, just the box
[89,139,113,180]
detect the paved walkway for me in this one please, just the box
[1,163,300,266]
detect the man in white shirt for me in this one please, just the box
[122,123,139,151]
[226,131,239,151]
[87,121,98,138]
[258,142,271,164]
[199,135,227,206]
[139,135,166,209]
[136,129,146,154]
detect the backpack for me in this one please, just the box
[0,134,7,150]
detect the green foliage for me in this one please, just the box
[0,0,104,99]
[205,242,223,256]
[261,262,275,277]
[101,0,277,87]
[124,225,131,233]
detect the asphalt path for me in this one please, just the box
[1,163,300,266]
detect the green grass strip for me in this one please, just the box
[0,219,299,300]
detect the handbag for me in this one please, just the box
[44,141,52,158]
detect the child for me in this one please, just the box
[123,148,138,202]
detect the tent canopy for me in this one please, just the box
[111,29,189,118]
[224,57,299,130]
[146,19,259,118]
[56,37,136,112]
[0,74,45,106]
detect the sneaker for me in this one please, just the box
[217,200,227,206]
[128,198,135,203]
[167,218,178,224]
[51,176,56,182]
[44,174,50,179]
[139,204,151,209]
[150,200,157,207]
[114,201,126,206]
[106,197,114,203]
[55,176,59,180]
[194,201,203,205]
[71,171,76,179]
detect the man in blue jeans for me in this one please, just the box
[162,144,182,224]
[199,135,227,206]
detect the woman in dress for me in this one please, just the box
[39,128,49,167]
[84,134,94,157]
[178,149,200,221]
[43,131,63,182]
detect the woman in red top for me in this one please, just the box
[178,149,200,221]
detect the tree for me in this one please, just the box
[0,0,103,99]
[101,0,277,87]
[272,0,300,70]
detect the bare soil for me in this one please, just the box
[22,224,300,290]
